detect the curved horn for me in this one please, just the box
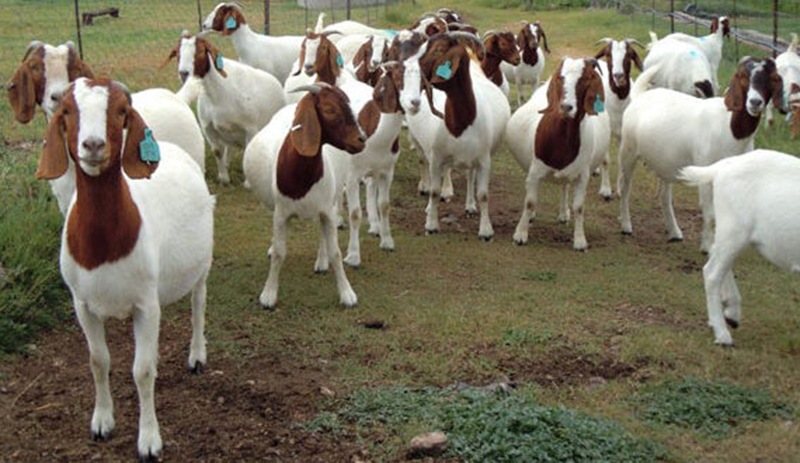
[22,40,44,61]
[320,30,342,38]
[289,84,322,95]
[481,29,499,40]
[625,38,646,49]
[595,37,613,46]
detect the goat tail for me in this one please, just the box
[647,31,658,49]
[630,64,660,100]
[677,165,717,187]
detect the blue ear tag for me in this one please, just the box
[593,95,605,113]
[336,53,344,68]
[139,128,160,163]
[435,61,452,80]
[225,16,238,30]
[216,53,224,71]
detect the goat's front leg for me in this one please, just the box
[513,169,541,245]
[376,170,395,251]
[260,212,288,309]
[75,300,114,442]
[320,210,358,307]
[188,274,208,373]
[475,156,494,240]
[343,178,362,268]
[661,181,684,242]
[597,149,613,200]
[214,145,231,185]
[365,177,381,236]
[465,168,478,216]
[618,140,637,235]
[558,183,571,223]
[572,172,591,251]
[132,300,162,461]
[425,156,444,234]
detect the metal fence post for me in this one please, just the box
[73,0,84,59]
[265,0,270,35]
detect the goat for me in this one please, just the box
[168,32,286,184]
[242,83,365,309]
[284,30,348,104]
[508,57,610,250]
[342,34,391,86]
[593,37,644,197]
[35,78,214,461]
[661,16,730,91]
[7,40,205,213]
[678,149,800,346]
[202,2,304,84]
[644,32,715,98]
[480,30,521,96]
[618,56,784,252]
[501,20,550,106]
[766,33,800,128]
[399,32,510,240]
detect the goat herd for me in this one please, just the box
[5,3,800,461]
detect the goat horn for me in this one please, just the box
[626,38,646,49]
[22,40,44,61]
[320,30,342,38]
[595,38,613,45]
[481,29,499,39]
[289,84,322,95]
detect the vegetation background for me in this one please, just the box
[1,0,799,461]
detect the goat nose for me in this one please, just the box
[613,71,624,81]
[50,91,64,103]
[411,98,420,109]
[749,98,764,109]
[561,103,573,113]
[82,138,106,154]
[179,71,189,83]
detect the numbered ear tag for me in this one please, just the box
[593,94,605,114]
[336,54,344,68]
[216,53,224,71]
[139,128,160,163]
[226,17,238,30]
[435,61,452,80]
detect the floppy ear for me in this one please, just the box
[67,48,94,81]
[7,64,37,123]
[630,48,644,71]
[290,95,322,157]
[122,108,159,179]
[429,49,462,85]
[374,70,399,113]
[161,44,179,69]
[593,44,609,61]
[541,62,564,114]
[724,67,748,112]
[583,70,605,115]
[538,26,550,53]
[36,108,70,179]
[326,41,343,77]
[205,42,228,78]
[767,59,784,110]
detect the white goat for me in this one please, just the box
[202,2,304,84]
[662,16,730,90]
[501,20,550,106]
[679,149,800,346]
[643,33,715,98]
[7,40,205,213]
[399,32,509,239]
[766,33,800,127]
[284,30,350,104]
[619,57,784,252]
[35,78,214,461]
[242,83,365,309]
[508,57,610,250]
[169,32,286,184]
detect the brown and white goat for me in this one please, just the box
[36,78,214,461]
[480,30,521,96]
[242,83,365,309]
[349,35,391,86]
[284,30,347,103]
[619,56,784,252]
[509,57,610,250]
[399,32,510,239]
[501,20,550,105]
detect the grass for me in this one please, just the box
[2,0,800,461]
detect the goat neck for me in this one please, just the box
[419,39,476,137]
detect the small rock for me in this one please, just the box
[245,380,256,386]
[407,431,448,458]
[216,396,225,405]
[319,386,336,398]
[588,376,607,388]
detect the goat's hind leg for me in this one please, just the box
[188,273,208,373]
[75,300,115,441]
[661,182,683,242]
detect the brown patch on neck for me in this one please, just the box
[730,109,761,140]
[434,59,476,137]
[534,112,582,170]
[67,169,142,270]
[481,53,505,87]
[275,135,324,200]
[358,101,380,139]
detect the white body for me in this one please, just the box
[767,34,800,125]
[644,36,715,97]
[679,150,800,346]
[661,17,727,90]
[501,47,545,104]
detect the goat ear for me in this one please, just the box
[374,71,399,114]
[161,44,179,69]
[205,42,228,78]
[7,63,37,124]
[541,63,564,114]
[538,27,550,53]
[429,50,461,85]
[630,48,644,71]
[593,44,609,60]
[36,108,70,179]
[122,108,159,179]
[583,70,605,116]
[724,67,747,112]
[767,59,784,110]
[326,42,343,78]
[67,48,94,81]
[290,95,322,157]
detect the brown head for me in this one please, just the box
[7,41,94,123]
[203,2,247,36]
[594,38,643,96]
[387,30,428,63]
[417,32,484,87]
[293,30,343,84]
[288,83,365,157]
[165,32,227,83]
[37,77,158,182]
[724,56,783,117]
[483,31,520,66]
[542,57,605,120]
[710,16,731,38]
[410,14,448,38]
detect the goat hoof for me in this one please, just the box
[620,230,633,236]
[667,236,684,243]
[465,209,478,217]
[259,302,277,311]
[425,228,439,235]
[189,362,205,375]
[602,195,613,202]
[479,234,493,242]
[138,452,160,463]
[725,317,740,329]
[91,430,113,442]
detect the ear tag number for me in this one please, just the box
[226,17,238,30]
[435,61,452,80]
[216,53,224,71]
[337,54,344,68]
[593,94,605,114]
[139,128,160,163]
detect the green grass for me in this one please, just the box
[2,0,800,460]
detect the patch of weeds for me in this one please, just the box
[502,328,555,347]
[632,377,795,437]
[304,411,345,435]
[520,270,557,282]
[312,386,667,462]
